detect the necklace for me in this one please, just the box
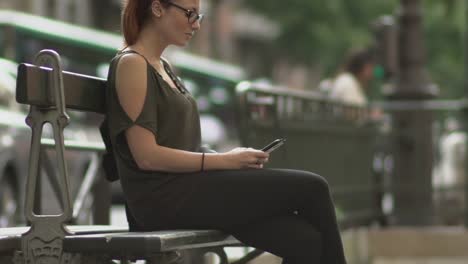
[162,61,187,94]
[122,49,187,94]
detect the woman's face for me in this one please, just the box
[158,0,202,47]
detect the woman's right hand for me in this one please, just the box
[221,147,269,169]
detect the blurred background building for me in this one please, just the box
[0,0,465,97]
[0,0,323,90]
[2,1,468,262]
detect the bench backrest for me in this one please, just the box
[15,50,110,263]
[16,63,106,113]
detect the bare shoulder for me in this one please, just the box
[117,53,147,74]
[115,53,149,121]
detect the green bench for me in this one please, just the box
[0,50,259,263]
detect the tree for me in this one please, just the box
[243,0,398,74]
[424,0,465,98]
[243,0,465,98]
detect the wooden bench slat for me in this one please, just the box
[16,63,107,113]
[0,225,128,237]
[63,230,239,255]
[0,225,128,253]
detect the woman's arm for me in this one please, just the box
[126,125,268,172]
[116,54,268,173]
[126,124,269,172]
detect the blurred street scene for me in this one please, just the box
[1,0,468,263]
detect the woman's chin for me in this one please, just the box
[174,41,189,47]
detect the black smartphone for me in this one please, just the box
[261,138,286,153]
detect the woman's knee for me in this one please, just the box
[300,171,330,195]
[269,169,332,201]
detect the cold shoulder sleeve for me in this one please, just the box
[103,50,202,171]
[105,52,159,167]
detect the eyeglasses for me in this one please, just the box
[167,2,204,24]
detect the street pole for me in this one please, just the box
[386,0,438,225]
[463,0,468,228]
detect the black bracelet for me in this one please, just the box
[201,152,205,172]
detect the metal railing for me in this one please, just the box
[237,79,468,227]
[374,99,468,226]
[236,81,383,228]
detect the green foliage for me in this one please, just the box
[424,0,465,99]
[244,0,398,74]
[244,0,466,99]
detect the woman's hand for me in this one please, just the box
[222,147,269,169]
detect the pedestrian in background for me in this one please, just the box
[329,48,376,107]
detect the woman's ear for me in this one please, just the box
[151,0,163,17]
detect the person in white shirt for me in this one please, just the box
[329,49,375,107]
[433,118,466,224]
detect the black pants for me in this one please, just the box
[161,168,347,264]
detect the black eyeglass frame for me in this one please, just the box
[167,2,204,24]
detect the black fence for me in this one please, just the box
[236,82,383,228]
[236,81,468,228]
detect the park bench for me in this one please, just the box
[0,49,263,263]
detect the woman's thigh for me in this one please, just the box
[167,168,329,230]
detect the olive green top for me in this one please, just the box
[105,50,202,227]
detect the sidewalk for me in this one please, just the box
[246,226,468,264]
[342,226,468,264]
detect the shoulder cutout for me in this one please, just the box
[115,53,149,121]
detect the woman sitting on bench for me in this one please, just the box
[103,0,347,263]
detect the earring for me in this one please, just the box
[152,1,162,18]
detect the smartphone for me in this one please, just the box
[261,138,286,153]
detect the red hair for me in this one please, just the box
[121,0,170,46]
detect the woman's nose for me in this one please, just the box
[192,20,201,31]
